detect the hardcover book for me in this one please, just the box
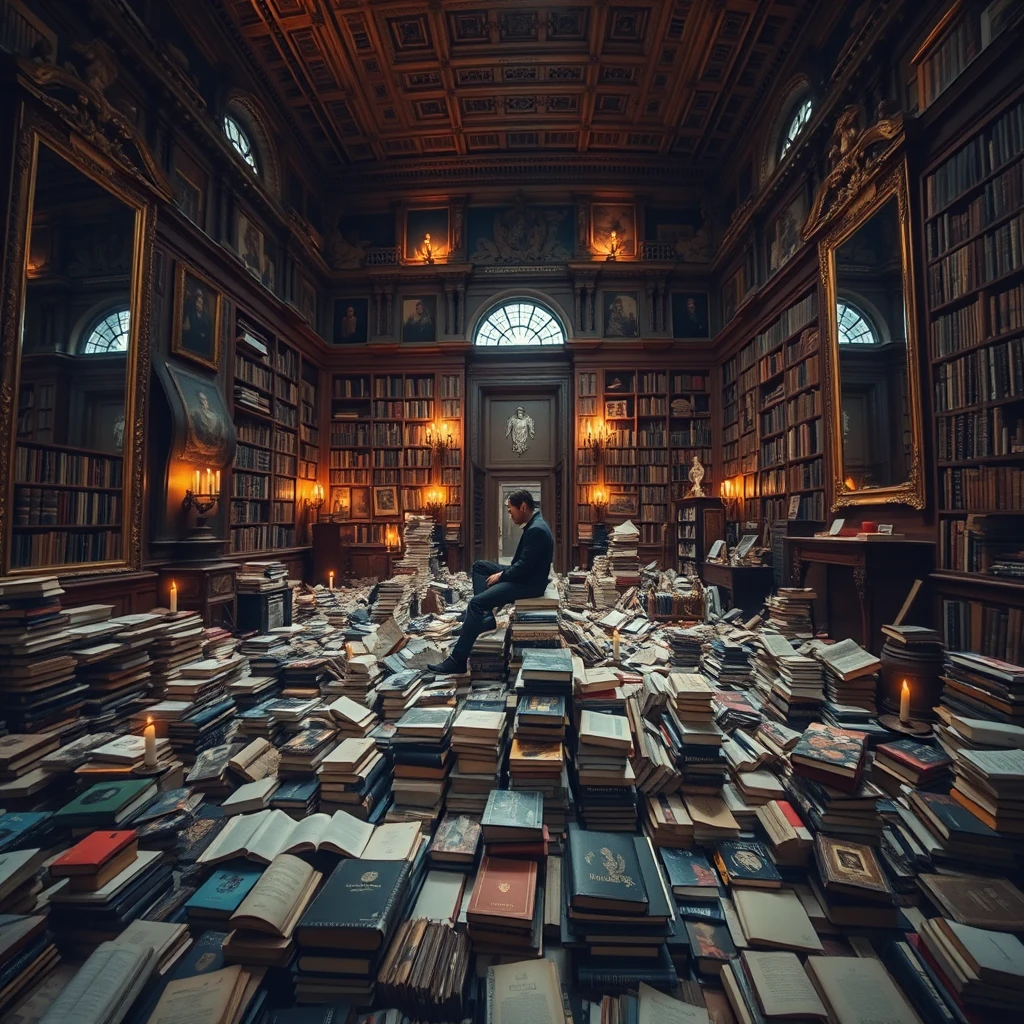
[713,840,782,889]
[815,835,893,902]
[685,919,736,973]
[918,873,1024,931]
[516,695,566,719]
[51,830,137,875]
[185,867,263,916]
[520,648,573,677]
[658,848,720,898]
[54,779,157,826]
[791,723,867,775]
[874,739,952,775]
[567,827,649,914]
[910,790,1001,840]
[481,790,544,835]
[466,856,537,930]
[429,814,482,864]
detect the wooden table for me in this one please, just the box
[783,536,934,655]
[158,561,237,627]
[701,562,775,615]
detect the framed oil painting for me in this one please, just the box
[603,292,639,338]
[401,296,437,343]
[607,491,638,516]
[172,264,222,371]
[165,361,231,465]
[350,486,371,521]
[672,292,710,339]
[334,298,369,344]
[591,203,636,258]
[373,485,399,517]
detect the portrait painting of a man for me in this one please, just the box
[334,297,369,344]
[402,296,436,343]
[166,362,230,465]
[603,292,639,337]
[672,292,710,338]
[172,265,222,371]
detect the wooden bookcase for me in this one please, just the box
[921,87,1024,661]
[720,290,822,529]
[328,368,464,568]
[575,365,712,557]
[230,319,320,556]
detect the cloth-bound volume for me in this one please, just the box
[481,790,544,841]
[297,858,410,951]
[790,723,867,793]
[917,873,1024,932]
[486,959,563,1024]
[466,856,537,930]
[714,840,782,889]
[814,835,893,903]
[567,827,649,914]
[658,848,720,900]
[429,814,481,866]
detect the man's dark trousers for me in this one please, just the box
[450,559,526,665]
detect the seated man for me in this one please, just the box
[428,489,553,675]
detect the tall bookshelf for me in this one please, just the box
[922,89,1024,662]
[720,290,822,528]
[231,320,319,555]
[575,366,712,552]
[329,369,464,562]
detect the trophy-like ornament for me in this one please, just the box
[688,455,706,498]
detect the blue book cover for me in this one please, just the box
[185,867,262,914]
[0,812,52,851]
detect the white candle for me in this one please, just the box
[169,581,177,615]
[329,571,334,591]
[899,680,911,724]
[613,629,620,663]
[144,718,157,768]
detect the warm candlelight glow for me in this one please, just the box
[143,715,157,768]
[328,571,334,591]
[169,580,177,615]
[844,476,857,491]
[899,679,911,724]
[591,487,608,506]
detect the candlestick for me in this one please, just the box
[613,629,620,663]
[329,571,334,591]
[169,580,177,615]
[143,717,157,768]
[899,679,911,724]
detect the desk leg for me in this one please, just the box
[853,564,869,650]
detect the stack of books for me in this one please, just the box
[786,774,884,844]
[295,856,419,1004]
[467,626,507,686]
[815,637,880,714]
[701,636,754,687]
[372,577,412,624]
[389,707,454,823]
[589,559,619,609]
[509,732,569,836]
[755,798,814,866]
[145,610,206,696]
[428,812,482,870]
[235,560,288,593]
[665,625,706,669]
[447,707,507,816]
[508,611,561,679]
[375,917,470,1018]
[871,737,953,796]
[812,834,898,928]
[0,733,63,811]
[940,651,1024,725]
[325,695,377,738]
[277,722,337,777]
[566,569,590,610]
[764,588,817,638]
[607,520,641,588]
[661,699,727,794]
[319,736,390,819]
[0,847,49,914]
[576,709,637,831]
[466,855,541,957]
[565,824,679,991]
[226,737,281,788]
[376,669,424,721]
[768,651,824,726]
[790,722,868,794]
[517,647,573,698]
[481,789,546,858]
[644,792,695,847]
[952,746,1024,834]
[185,864,263,932]
[0,910,58,1016]
[337,652,382,707]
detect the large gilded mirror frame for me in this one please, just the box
[0,56,173,576]
[805,106,926,511]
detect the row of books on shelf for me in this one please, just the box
[639,523,665,544]
[374,375,435,398]
[788,389,821,421]
[942,596,1024,665]
[235,355,273,393]
[232,472,269,500]
[278,404,297,428]
[277,345,299,379]
[761,404,786,435]
[11,528,122,567]
[670,426,712,446]
[746,291,818,363]
[939,512,1024,574]
[372,400,434,419]
[785,357,819,393]
[760,468,785,495]
[926,209,1024,306]
[369,470,432,486]
[274,431,296,455]
[761,438,786,467]
[14,446,122,487]
[274,454,296,476]
[13,486,120,527]
[234,386,270,415]
[941,465,1024,510]
[235,421,272,447]
[916,7,982,112]
[276,379,298,405]
[331,424,370,446]
[299,460,317,480]
[230,500,269,525]
[332,377,371,398]
[936,406,1024,459]
[926,156,1024,259]
[788,421,822,460]
[931,295,987,357]
[330,469,369,484]
[235,445,271,472]
[933,333,1023,410]
[789,457,825,491]
[231,524,295,551]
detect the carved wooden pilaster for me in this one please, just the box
[656,281,666,332]
[456,282,466,334]
[574,284,583,332]
[444,283,455,335]
[645,279,655,332]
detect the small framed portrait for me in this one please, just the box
[237,211,264,281]
[173,168,204,225]
[331,486,351,519]
[334,298,369,344]
[405,207,450,262]
[350,487,371,520]
[401,295,437,343]
[672,291,710,338]
[373,485,399,517]
[164,361,230,465]
[603,292,639,337]
[172,264,222,371]
[591,203,637,258]
[607,491,638,516]
[604,399,630,420]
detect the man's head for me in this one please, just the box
[686,297,696,315]
[415,300,425,317]
[506,488,535,526]
[194,289,205,317]
[346,306,355,318]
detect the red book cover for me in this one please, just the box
[51,830,137,875]
[875,738,952,774]
[466,856,537,927]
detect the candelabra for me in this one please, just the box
[590,486,608,523]
[606,229,620,261]
[421,233,435,264]
[582,417,613,456]
[424,485,446,518]
[305,482,326,521]
[182,468,221,540]
[426,420,455,452]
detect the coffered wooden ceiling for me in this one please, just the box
[212,0,816,174]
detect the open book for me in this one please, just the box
[198,808,421,866]
[229,853,322,938]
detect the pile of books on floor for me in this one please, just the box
[768,649,824,726]
[576,708,638,831]
[815,637,880,714]
[940,650,1024,724]
[389,706,454,823]
[566,569,590,610]
[236,560,288,593]
[665,624,707,668]
[607,519,641,588]
[701,635,753,687]
[764,587,817,638]
[446,704,507,815]
[588,558,619,608]
[509,701,570,836]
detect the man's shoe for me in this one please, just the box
[428,657,468,675]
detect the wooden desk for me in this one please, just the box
[158,561,237,627]
[783,536,934,655]
[701,562,774,615]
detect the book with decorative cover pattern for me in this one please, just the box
[185,867,262,914]
[466,856,537,928]
[714,840,782,888]
[429,814,481,861]
[814,835,893,902]
[875,739,952,774]
[566,825,649,913]
[481,790,543,832]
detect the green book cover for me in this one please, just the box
[54,779,154,823]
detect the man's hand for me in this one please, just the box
[486,571,503,587]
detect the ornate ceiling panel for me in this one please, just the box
[211,0,813,174]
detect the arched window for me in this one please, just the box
[474,300,565,347]
[224,115,258,173]
[82,308,130,354]
[837,301,877,345]
[780,97,813,161]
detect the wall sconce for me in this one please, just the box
[424,486,446,517]
[385,524,402,552]
[422,233,435,265]
[306,483,326,520]
[182,468,221,539]
[426,420,455,452]
[583,417,613,455]
[606,230,620,261]
[591,486,608,523]
[720,477,740,517]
